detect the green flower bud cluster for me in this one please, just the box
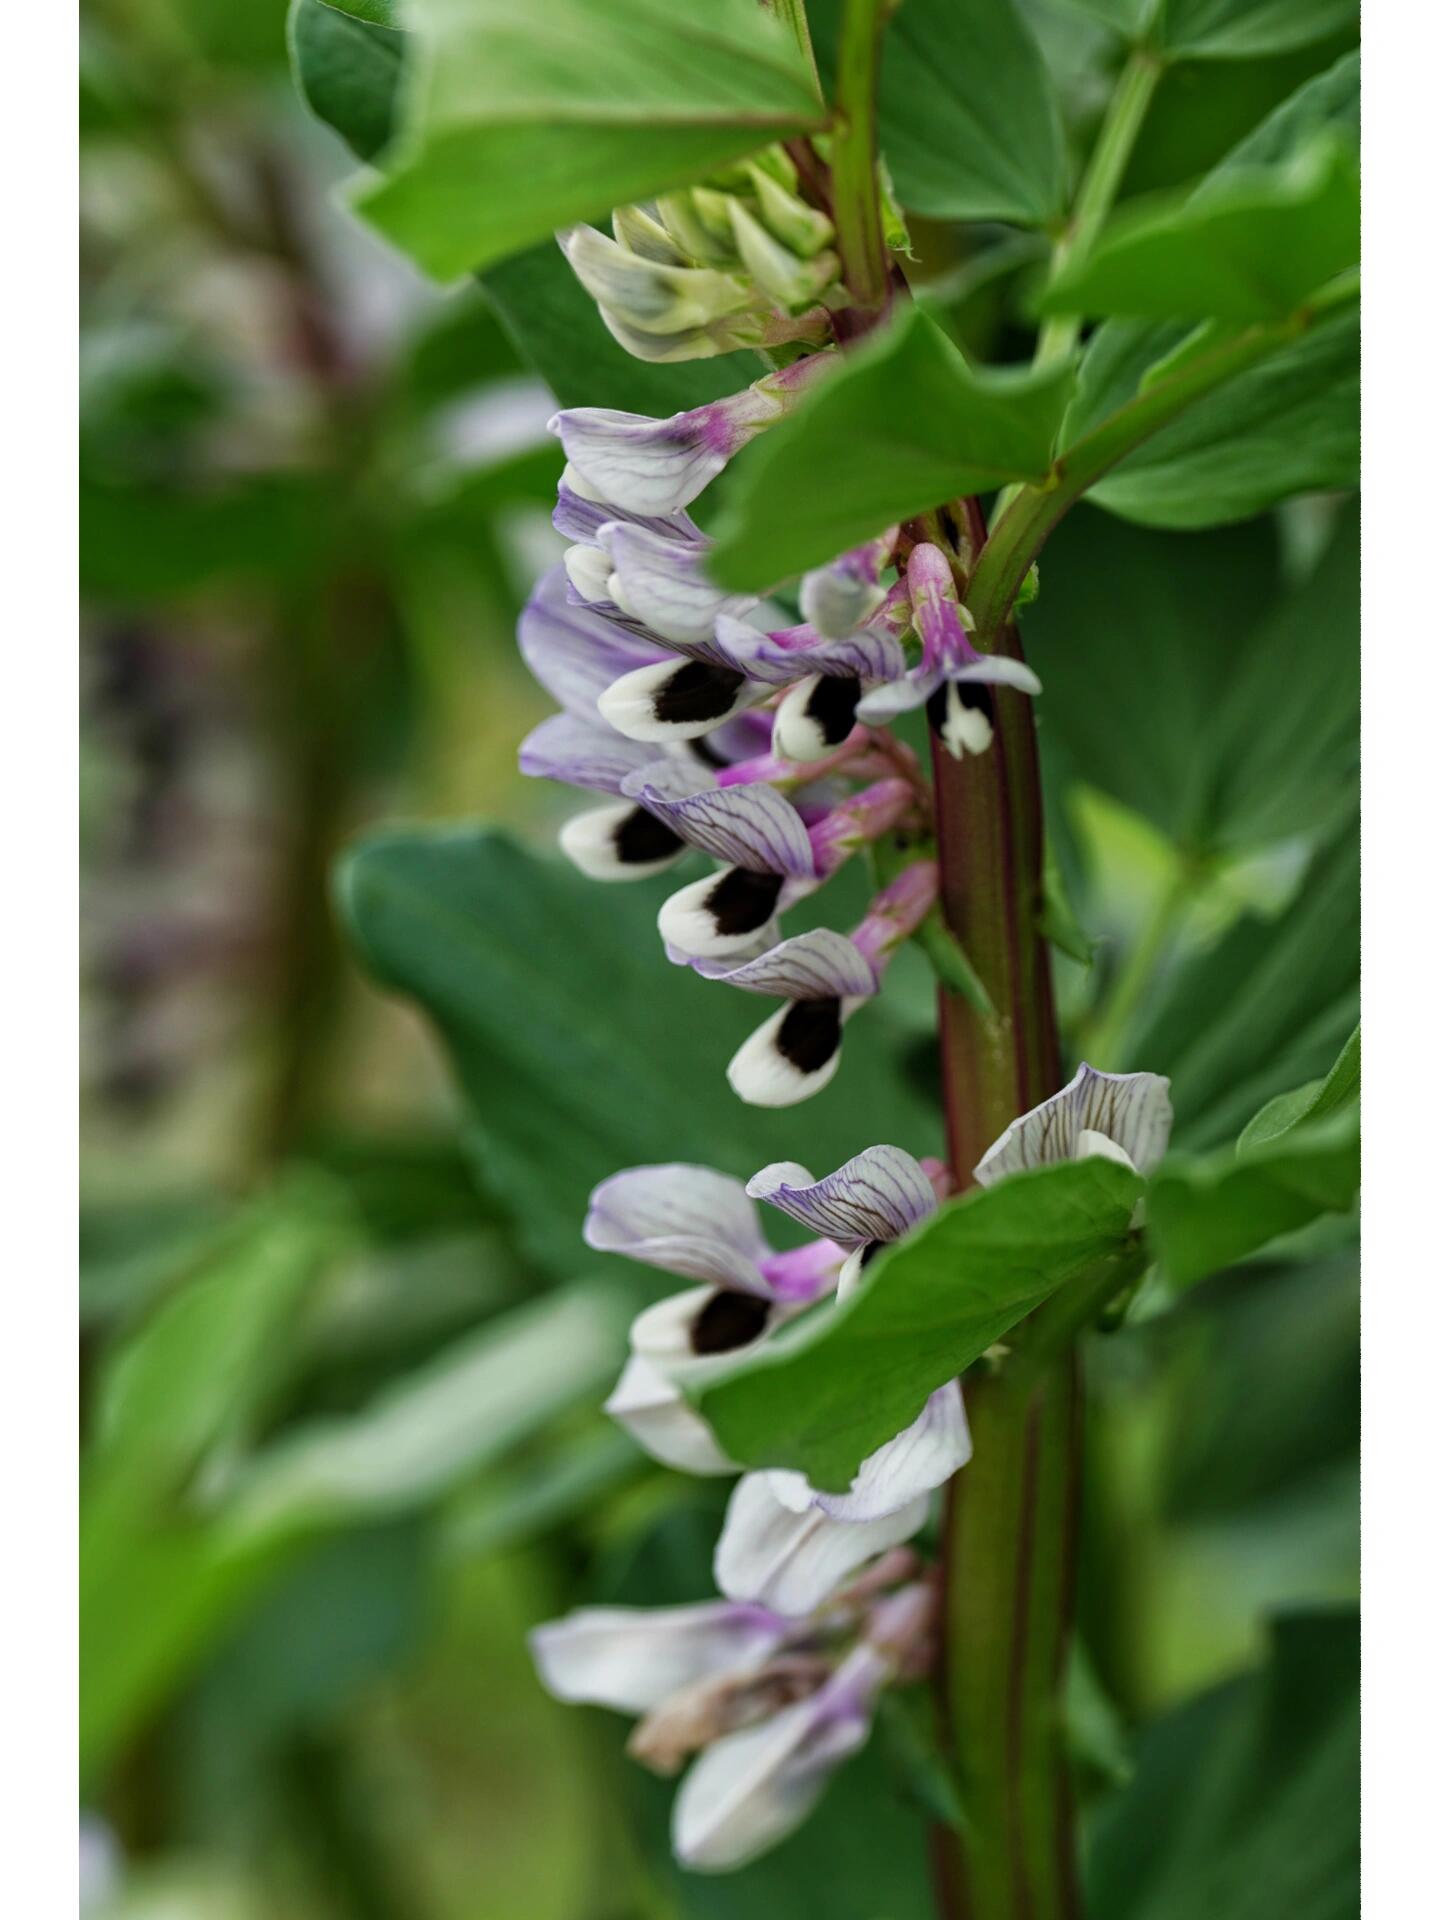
[560,146,842,363]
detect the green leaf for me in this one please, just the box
[1128,824,1358,1149]
[708,307,1075,588]
[96,1182,350,1481]
[1022,499,1357,855]
[1086,1611,1358,1920]
[1147,1105,1358,1287]
[808,0,1065,224]
[1047,0,1156,37]
[1042,137,1358,322]
[337,828,939,1274]
[355,0,823,279]
[1239,1024,1358,1151]
[480,243,760,414]
[319,0,401,23]
[693,1159,1142,1491]
[1160,0,1359,61]
[1070,54,1358,527]
[289,0,404,163]
[230,1279,635,1533]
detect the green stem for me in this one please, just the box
[1034,50,1165,369]
[831,0,892,313]
[967,287,1358,641]
[1081,861,1204,1067]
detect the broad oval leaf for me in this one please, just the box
[692,1157,1142,1491]
[354,0,824,278]
[1160,0,1359,61]
[707,306,1075,588]
[289,0,404,162]
[809,0,1066,225]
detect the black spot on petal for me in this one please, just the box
[806,674,862,746]
[691,1289,772,1355]
[689,732,730,770]
[858,1239,885,1269]
[925,683,950,736]
[957,682,995,718]
[705,867,784,935]
[776,997,842,1073]
[614,807,685,866]
[654,662,747,725]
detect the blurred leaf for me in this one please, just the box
[444,1422,642,1562]
[356,0,823,279]
[480,241,760,413]
[695,1159,1142,1491]
[1157,1252,1358,1517]
[1024,499,1356,855]
[81,474,333,601]
[96,1181,351,1481]
[176,0,293,71]
[1086,1611,1358,1920]
[1160,0,1359,60]
[80,1192,231,1328]
[1070,54,1358,527]
[320,0,402,22]
[1043,137,1358,321]
[289,0,404,162]
[1239,1023,1358,1151]
[1147,1106,1358,1287]
[1129,824,1358,1149]
[1045,0,1153,30]
[809,0,1065,224]
[1022,506,1282,851]
[709,307,1075,587]
[337,828,939,1273]
[230,1278,636,1532]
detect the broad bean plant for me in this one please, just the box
[291,2,1360,1914]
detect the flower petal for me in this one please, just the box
[519,713,660,796]
[531,1598,787,1714]
[551,407,735,516]
[601,522,757,650]
[715,1472,929,1616]
[728,616,909,688]
[854,666,941,725]
[747,1145,938,1246]
[559,224,754,336]
[584,1163,771,1291]
[769,1383,972,1523]
[772,674,863,761]
[557,801,689,881]
[553,476,701,545]
[799,536,892,640]
[688,929,879,1000]
[635,780,816,876]
[726,998,847,1108]
[974,1064,1174,1184]
[605,1354,737,1475]
[659,868,785,960]
[598,659,762,743]
[952,655,1043,696]
[671,1648,883,1870]
[519,565,664,716]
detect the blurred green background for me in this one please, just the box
[80,4,1358,1916]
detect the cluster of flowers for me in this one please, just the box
[517,345,1042,1107]
[518,171,1172,1873]
[532,1070,1173,1870]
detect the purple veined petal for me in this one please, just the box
[952,656,1043,696]
[600,521,758,649]
[605,1354,737,1475]
[519,565,665,716]
[553,473,702,545]
[726,995,857,1107]
[768,1382,972,1524]
[518,713,660,796]
[558,801,689,881]
[531,1596,788,1715]
[854,665,942,726]
[585,1163,772,1291]
[551,406,736,516]
[635,781,816,877]
[714,1472,930,1617]
[686,929,880,1001]
[974,1064,1174,1185]
[905,541,973,670]
[758,1237,846,1305]
[671,1643,886,1871]
[748,1145,938,1247]
[598,658,765,742]
[798,532,895,639]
